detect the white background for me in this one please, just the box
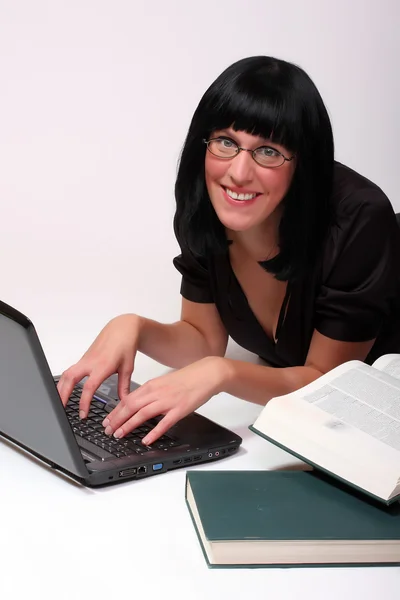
[0,0,399,376]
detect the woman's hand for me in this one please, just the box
[57,314,143,417]
[102,356,231,446]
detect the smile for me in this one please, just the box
[225,187,259,201]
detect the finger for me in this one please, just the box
[103,400,139,433]
[117,363,134,401]
[112,400,166,440]
[142,411,179,446]
[102,387,148,431]
[103,378,155,428]
[57,365,89,407]
[79,369,114,418]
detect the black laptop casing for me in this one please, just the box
[0,300,242,486]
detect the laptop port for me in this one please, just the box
[228,446,237,453]
[183,457,192,464]
[119,467,137,478]
[137,466,147,475]
[152,463,163,471]
[173,459,182,465]
[193,455,202,462]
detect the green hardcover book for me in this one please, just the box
[185,469,400,568]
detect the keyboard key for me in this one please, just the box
[91,408,103,416]
[92,400,107,409]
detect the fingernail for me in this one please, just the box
[105,426,112,435]
[142,436,149,445]
[79,410,86,419]
[102,418,110,427]
[114,428,123,439]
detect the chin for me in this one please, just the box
[215,213,258,232]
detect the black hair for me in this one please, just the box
[174,56,334,281]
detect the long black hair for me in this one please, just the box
[174,56,334,281]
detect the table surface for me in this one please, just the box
[1,346,399,600]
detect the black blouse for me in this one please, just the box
[173,162,400,367]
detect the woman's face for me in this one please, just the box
[204,127,296,234]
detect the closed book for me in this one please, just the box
[185,469,400,568]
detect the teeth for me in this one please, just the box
[225,188,257,201]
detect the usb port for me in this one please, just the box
[193,455,202,462]
[173,459,182,465]
[183,457,192,464]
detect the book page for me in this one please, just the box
[302,363,400,452]
[252,361,400,500]
[372,354,400,379]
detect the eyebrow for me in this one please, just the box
[214,129,278,149]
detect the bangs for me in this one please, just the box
[199,59,305,152]
[207,91,300,152]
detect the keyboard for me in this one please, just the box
[65,387,180,459]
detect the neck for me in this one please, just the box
[227,211,281,262]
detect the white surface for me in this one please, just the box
[1,348,400,600]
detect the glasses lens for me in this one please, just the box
[254,147,284,167]
[208,138,238,158]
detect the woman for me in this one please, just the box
[57,56,400,447]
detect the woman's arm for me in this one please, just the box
[221,330,376,404]
[103,330,376,445]
[58,298,228,414]
[137,298,228,367]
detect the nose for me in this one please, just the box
[227,149,254,185]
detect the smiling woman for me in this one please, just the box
[57,56,400,447]
[204,128,296,241]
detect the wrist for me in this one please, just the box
[203,356,235,395]
[112,313,145,348]
[135,314,147,348]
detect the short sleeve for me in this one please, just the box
[173,251,214,303]
[315,189,400,342]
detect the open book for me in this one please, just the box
[250,354,400,504]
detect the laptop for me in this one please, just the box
[0,300,242,486]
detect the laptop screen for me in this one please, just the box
[0,308,87,478]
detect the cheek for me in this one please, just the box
[205,154,227,187]
[259,167,294,197]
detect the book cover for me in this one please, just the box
[185,469,400,568]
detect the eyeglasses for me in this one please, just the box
[203,136,295,168]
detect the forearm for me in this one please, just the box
[137,317,216,369]
[216,358,324,405]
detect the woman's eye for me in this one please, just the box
[217,138,235,148]
[258,146,279,157]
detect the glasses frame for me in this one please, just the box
[203,137,295,169]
